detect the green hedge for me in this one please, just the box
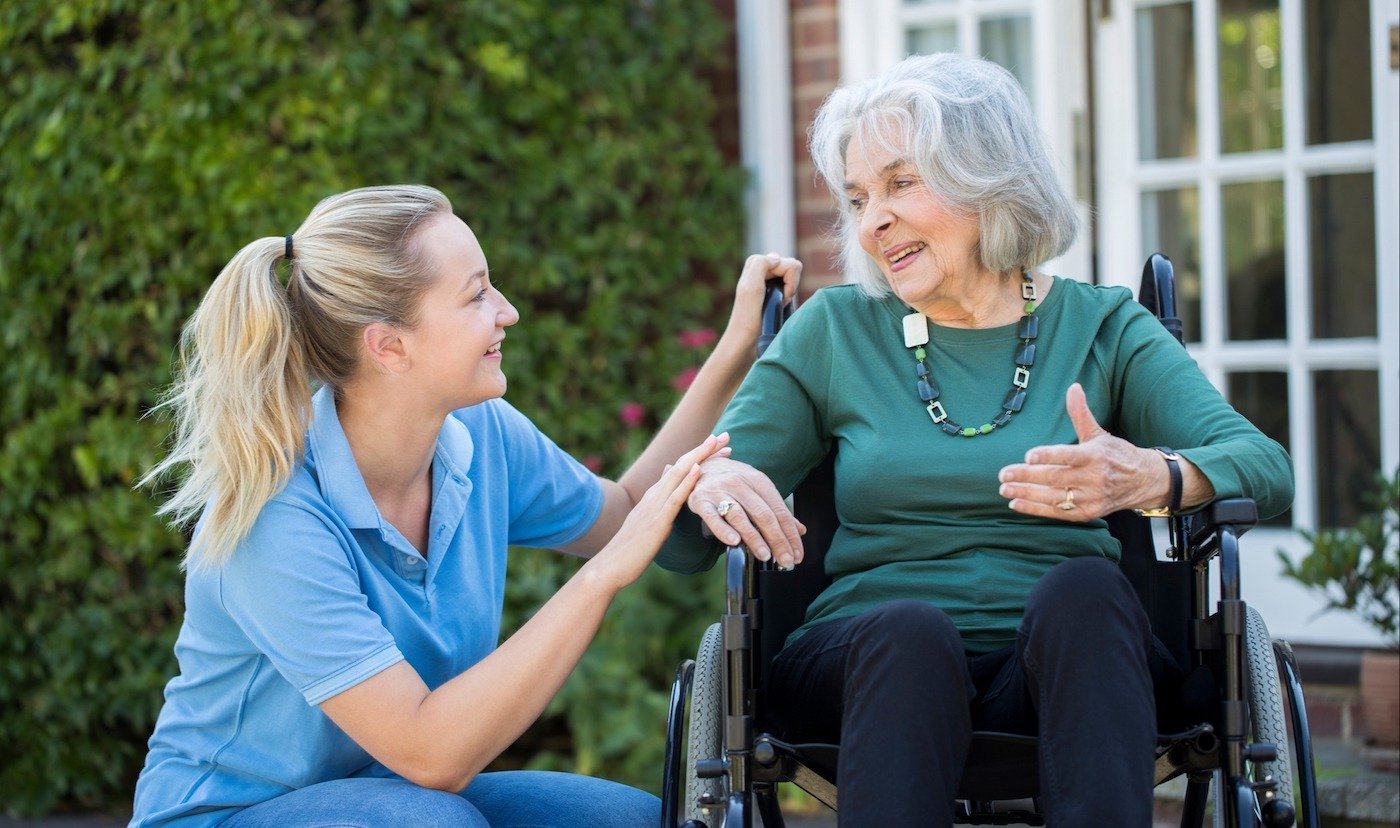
[0,0,741,815]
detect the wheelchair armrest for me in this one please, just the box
[1186,497,1258,556]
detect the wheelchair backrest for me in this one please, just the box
[752,256,1196,711]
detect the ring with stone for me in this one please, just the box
[716,500,735,518]
[1056,488,1077,511]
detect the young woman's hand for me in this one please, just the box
[586,433,731,592]
[721,253,802,350]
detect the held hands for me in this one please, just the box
[688,455,805,568]
[723,253,802,349]
[591,434,731,592]
[997,383,1170,522]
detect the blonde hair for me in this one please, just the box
[809,53,1079,296]
[141,184,452,568]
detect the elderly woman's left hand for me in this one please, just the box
[997,383,1170,521]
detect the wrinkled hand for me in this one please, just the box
[997,383,1168,521]
[724,253,802,349]
[688,455,805,567]
[592,434,730,591]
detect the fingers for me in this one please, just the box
[686,456,803,566]
[763,251,803,302]
[1065,383,1105,444]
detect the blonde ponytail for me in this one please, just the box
[142,185,451,567]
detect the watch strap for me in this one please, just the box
[1136,447,1183,517]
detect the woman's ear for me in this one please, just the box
[362,322,410,374]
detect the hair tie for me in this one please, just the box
[284,235,294,260]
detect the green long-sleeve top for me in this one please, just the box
[656,277,1293,653]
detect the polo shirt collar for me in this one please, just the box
[306,387,477,531]
[307,386,380,530]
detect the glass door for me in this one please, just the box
[1094,0,1399,642]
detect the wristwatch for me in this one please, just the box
[1135,447,1182,517]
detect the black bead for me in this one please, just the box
[1002,387,1026,412]
[1015,342,1036,367]
[915,361,929,378]
[917,379,939,401]
[992,411,1013,428]
[1017,315,1039,340]
[939,421,962,436]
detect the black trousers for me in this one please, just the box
[767,557,1166,827]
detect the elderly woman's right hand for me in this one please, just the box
[688,456,805,568]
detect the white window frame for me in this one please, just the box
[1094,0,1399,646]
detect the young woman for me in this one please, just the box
[130,184,800,827]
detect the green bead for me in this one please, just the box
[1024,300,1036,314]
[979,423,994,434]
[961,426,977,437]
[915,347,926,360]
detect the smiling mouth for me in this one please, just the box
[886,242,927,265]
[485,343,502,355]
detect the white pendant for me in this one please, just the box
[902,313,929,348]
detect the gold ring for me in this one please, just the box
[716,500,735,518]
[1056,488,1076,511]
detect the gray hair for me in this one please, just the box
[809,53,1078,296]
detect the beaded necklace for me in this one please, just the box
[902,270,1040,437]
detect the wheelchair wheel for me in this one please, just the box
[684,622,724,825]
[1245,606,1294,815]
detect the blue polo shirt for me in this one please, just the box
[130,387,604,827]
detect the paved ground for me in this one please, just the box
[4,737,1393,827]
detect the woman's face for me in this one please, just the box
[404,213,520,409]
[844,139,984,313]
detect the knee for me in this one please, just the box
[1025,557,1148,639]
[846,600,963,671]
[853,600,961,648]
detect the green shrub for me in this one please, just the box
[0,0,741,814]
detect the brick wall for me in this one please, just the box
[790,0,844,295]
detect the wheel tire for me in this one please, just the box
[1245,605,1294,812]
[684,623,724,825]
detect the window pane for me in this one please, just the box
[1305,0,1372,144]
[1218,0,1283,153]
[980,16,1033,102]
[1313,370,1381,527]
[1141,188,1202,343]
[1310,173,1377,339]
[1222,179,1286,340]
[1136,3,1196,160]
[1228,372,1291,526]
[907,23,957,56]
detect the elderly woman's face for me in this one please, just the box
[844,140,983,311]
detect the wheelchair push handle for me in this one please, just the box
[1139,253,1184,345]
[757,279,789,357]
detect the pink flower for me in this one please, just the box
[619,402,647,428]
[671,366,700,391]
[677,328,717,349]
[582,455,604,473]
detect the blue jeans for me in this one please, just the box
[220,771,660,827]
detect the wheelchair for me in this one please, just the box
[661,255,1319,828]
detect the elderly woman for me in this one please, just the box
[656,53,1291,825]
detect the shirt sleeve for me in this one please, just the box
[481,399,605,549]
[1101,297,1295,519]
[655,291,835,574]
[217,500,405,706]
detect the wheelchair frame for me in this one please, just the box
[661,255,1319,828]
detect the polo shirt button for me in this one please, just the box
[405,556,416,566]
